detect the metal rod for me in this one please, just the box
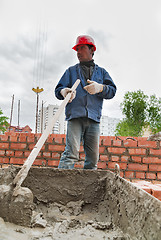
[9,94,14,132]
[18,100,20,132]
[41,100,43,133]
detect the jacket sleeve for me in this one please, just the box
[55,69,70,100]
[98,68,117,99]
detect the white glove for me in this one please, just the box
[84,80,103,94]
[60,88,76,103]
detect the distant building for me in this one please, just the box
[7,125,32,133]
[100,116,120,136]
[38,104,66,134]
[37,104,119,136]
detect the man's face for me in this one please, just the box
[76,44,94,62]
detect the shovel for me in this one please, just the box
[0,79,80,226]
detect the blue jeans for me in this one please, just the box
[58,117,100,169]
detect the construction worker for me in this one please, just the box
[55,35,117,169]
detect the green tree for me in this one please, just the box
[0,108,9,133]
[115,90,161,137]
[147,95,161,134]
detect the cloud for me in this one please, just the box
[0,31,77,130]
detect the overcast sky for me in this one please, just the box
[0,0,161,132]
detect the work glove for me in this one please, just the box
[84,80,104,95]
[60,88,76,103]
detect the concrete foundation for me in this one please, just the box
[0,166,161,239]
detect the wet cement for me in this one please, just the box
[0,166,161,239]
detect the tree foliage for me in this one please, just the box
[0,108,9,133]
[115,90,161,136]
[147,95,161,134]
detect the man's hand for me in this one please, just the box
[84,80,103,94]
[60,88,76,103]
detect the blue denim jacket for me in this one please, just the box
[55,63,117,122]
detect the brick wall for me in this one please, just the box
[0,132,161,182]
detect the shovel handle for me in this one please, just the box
[13,79,80,189]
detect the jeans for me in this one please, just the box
[58,117,100,169]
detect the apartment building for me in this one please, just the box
[100,115,120,136]
[37,104,66,134]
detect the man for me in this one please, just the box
[55,35,116,169]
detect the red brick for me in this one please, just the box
[151,185,161,200]
[99,147,105,154]
[79,153,85,160]
[54,136,63,144]
[0,143,9,149]
[123,139,137,147]
[35,133,42,139]
[48,145,65,152]
[27,135,35,143]
[108,147,126,154]
[15,151,23,157]
[135,172,145,179]
[52,134,66,142]
[157,172,161,180]
[10,158,25,165]
[111,156,119,162]
[128,163,148,171]
[6,150,14,156]
[43,152,51,158]
[52,152,61,159]
[100,155,109,161]
[0,150,5,156]
[149,149,161,156]
[0,135,8,141]
[97,161,107,169]
[33,159,46,166]
[121,156,129,162]
[102,136,112,146]
[108,162,116,169]
[138,139,157,148]
[125,171,134,178]
[48,160,59,167]
[9,135,18,142]
[46,135,54,143]
[137,137,148,141]
[119,163,127,170]
[28,143,35,150]
[149,165,161,172]
[128,148,146,155]
[18,134,27,142]
[131,156,142,163]
[0,157,9,164]
[10,143,27,150]
[146,172,156,180]
[28,143,45,151]
[112,140,122,147]
[140,186,152,194]
[143,157,161,164]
